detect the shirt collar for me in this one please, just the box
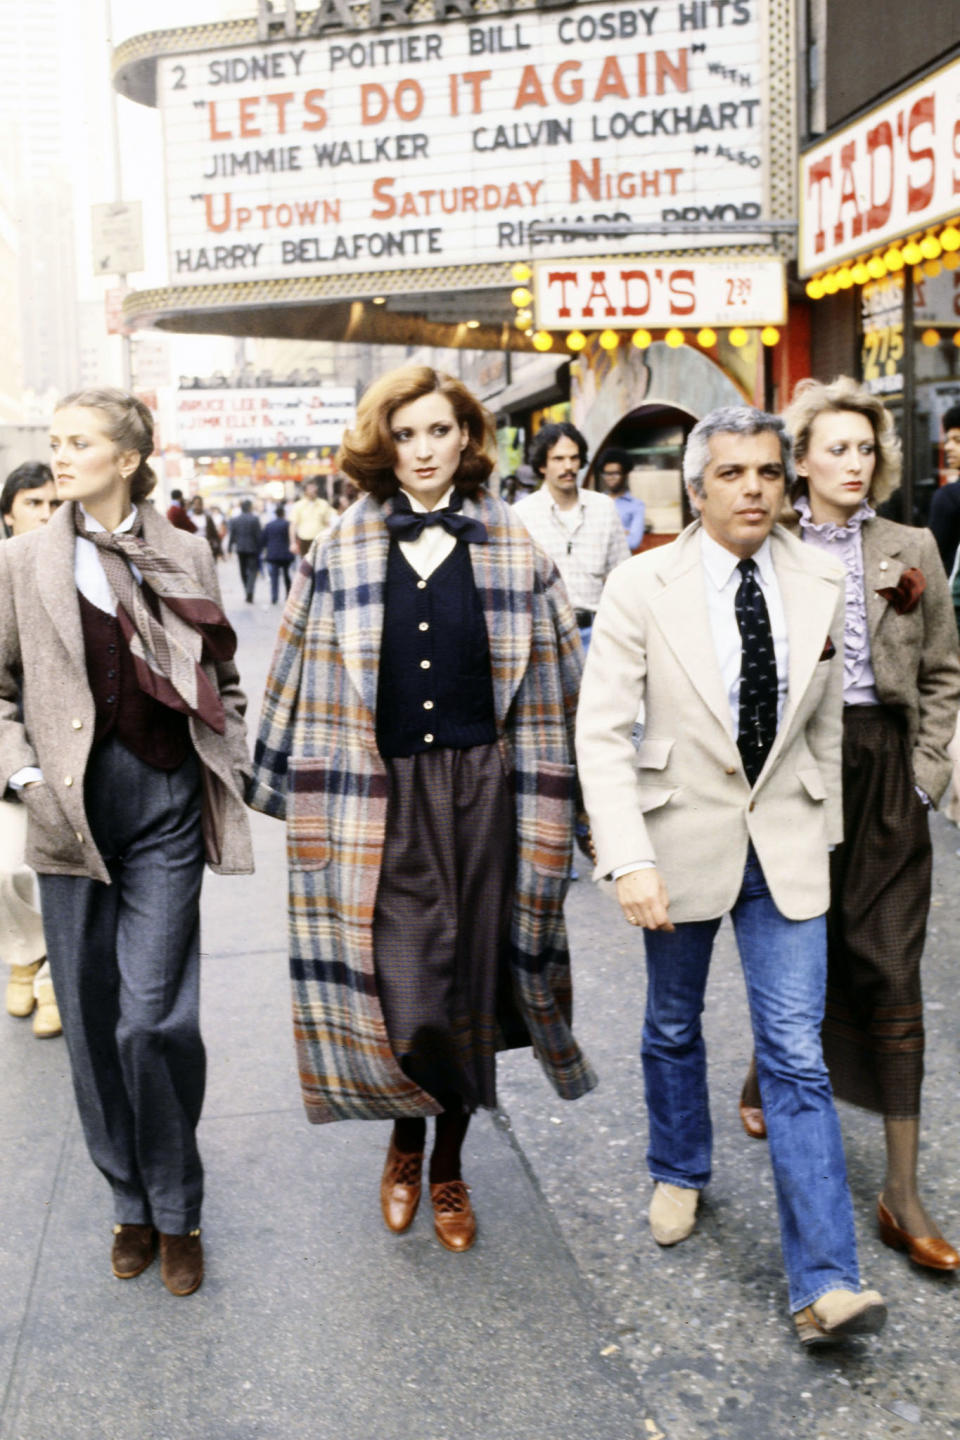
[700,526,775,591]
[79,502,138,536]
[399,485,454,515]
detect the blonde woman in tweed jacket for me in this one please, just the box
[249,365,596,1253]
[739,377,960,1272]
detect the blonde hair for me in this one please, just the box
[785,376,902,506]
[337,365,495,501]
[56,388,157,502]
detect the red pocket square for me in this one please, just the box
[876,567,925,615]
[819,636,836,661]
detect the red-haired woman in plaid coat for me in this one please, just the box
[249,365,596,1251]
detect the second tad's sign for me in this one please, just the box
[534,258,785,329]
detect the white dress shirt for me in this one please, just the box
[612,528,790,880]
[396,486,458,580]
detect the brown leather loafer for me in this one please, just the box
[380,1139,423,1234]
[877,1196,960,1271]
[738,1100,767,1140]
[430,1180,476,1252]
[159,1230,204,1296]
[111,1223,157,1279]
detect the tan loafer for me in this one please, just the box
[794,1288,887,1346]
[380,1139,423,1234]
[32,977,62,1038]
[6,960,42,1017]
[649,1182,699,1246]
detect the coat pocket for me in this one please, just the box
[21,783,82,868]
[530,760,576,878]
[634,736,679,814]
[797,767,826,802]
[286,756,333,871]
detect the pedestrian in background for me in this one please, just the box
[166,488,197,534]
[514,422,629,652]
[191,494,223,559]
[249,365,595,1253]
[597,447,646,552]
[0,462,62,1038]
[228,498,262,603]
[289,475,335,557]
[739,377,960,1272]
[262,502,295,603]
[0,388,253,1296]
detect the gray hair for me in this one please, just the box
[683,406,795,497]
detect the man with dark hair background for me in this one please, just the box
[597,447,646,553]
[514,422,629,652]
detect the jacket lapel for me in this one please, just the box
[646,524,733,739]
[35,502,86,665]
[465,493,532,727]
[861,520,904,645]
[761,528,843,775]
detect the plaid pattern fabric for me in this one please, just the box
[513,486,630,613]
[250,490,597,1122]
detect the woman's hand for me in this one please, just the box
[615,868,674,932]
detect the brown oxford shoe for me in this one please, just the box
[159,1230,204,1296]
[877,1196,960,1272]
[430,1180,476,1252]
[380,1139,423,1234]
[111,1223,156,1280]
[739,1099,767,1140]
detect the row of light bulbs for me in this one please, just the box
[506,261,779,353]
[805,223,960,298]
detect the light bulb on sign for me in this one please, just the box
[836,267,853,289]
[532,331,553,352]
[664,328,685,348]
[805,278,825,300]
[760,327,780,346]
[940,225,960,253]
[511,262,532,282]
[902,240,923,265]
[851,262,870,286]
[631,329,652,349]
[697,327,717,347]
[510,287,533,308]
[920,235,942,260]
[866,256,886,279]
[599,330,619,350]
[728,327,748,347]
[883,247,904,271]
[921,328,941,348]
[566,331,587,351]
[514,309,533,326]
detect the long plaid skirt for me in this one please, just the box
[372,742,527,1113]
[822,705,932,1117]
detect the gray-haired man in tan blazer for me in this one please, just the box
[576,406,887,1347]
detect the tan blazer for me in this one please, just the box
[0,501,253,883]
[859,516,960,804]
[575,521,845,923]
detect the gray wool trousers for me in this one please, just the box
[39,736,206,1234]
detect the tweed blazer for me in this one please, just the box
[248,489,598,1123]
[576,521,846,923]
[857,516,960,804]
[0,501,254,883]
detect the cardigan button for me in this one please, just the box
[418,621,429,632]
[416,580,427,590]
[420,659,431,670]
[423,700,434,710]
[424,733,434,744]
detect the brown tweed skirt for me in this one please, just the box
[822,705,932,1117]
[372,743,526,1113]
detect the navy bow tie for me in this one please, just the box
[384,492,487,545]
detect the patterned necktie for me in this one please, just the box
[384,490,488,545]
[733,558,778,785]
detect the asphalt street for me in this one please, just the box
[2,553,958,1440]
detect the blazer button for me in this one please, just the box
[748,801,756,812]
[71,718,83,730]
[63,776,73,787]
[725,765,737,775]
[75,831,84,844]
[879,561,889,571]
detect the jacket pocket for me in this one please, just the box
[797,768,826,802]
[530,760,576,878]
[635,737,679,814]
[286,756,333,871]
[21,783,82,868]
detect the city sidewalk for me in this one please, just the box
[0,560,650,1440]
[3,555,959,1439]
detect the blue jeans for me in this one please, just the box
[642,848,860,1311]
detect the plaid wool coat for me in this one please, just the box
[248,489,598,1122]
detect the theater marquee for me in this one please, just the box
[114,0,794,344]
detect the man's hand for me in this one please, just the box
[615,868,674,932]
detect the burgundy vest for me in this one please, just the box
[78,590,191,771]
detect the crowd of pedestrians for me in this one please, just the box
[2,367,958,1350]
